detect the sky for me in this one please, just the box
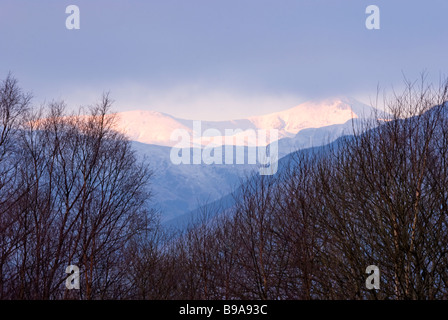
[1,0,448,120]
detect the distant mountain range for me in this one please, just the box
[120,97,380,222]
[115,97,377,147]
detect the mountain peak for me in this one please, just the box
[247,96,374,136]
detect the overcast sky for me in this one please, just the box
[1,0,448,120]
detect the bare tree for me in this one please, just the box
[0,82,156,299]
[0,74,31,299]
[314,77,448,299]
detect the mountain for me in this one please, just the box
[248,96,373,138]
[161,118,369,227]
[131,141,256,222]
[125,97,380,222]
[116,97,377,147]
[165,102,448,229]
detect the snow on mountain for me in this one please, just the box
[249,97,369,136]
[115,97,376,147]
[115,110,192,147]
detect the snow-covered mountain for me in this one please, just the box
[123,96,379,222]
[160,118,365,226]
[248,96,373,137]
[115,97,377,147]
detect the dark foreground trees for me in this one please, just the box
[0,75,156,299]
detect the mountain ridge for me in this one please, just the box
[115,96,377,147]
